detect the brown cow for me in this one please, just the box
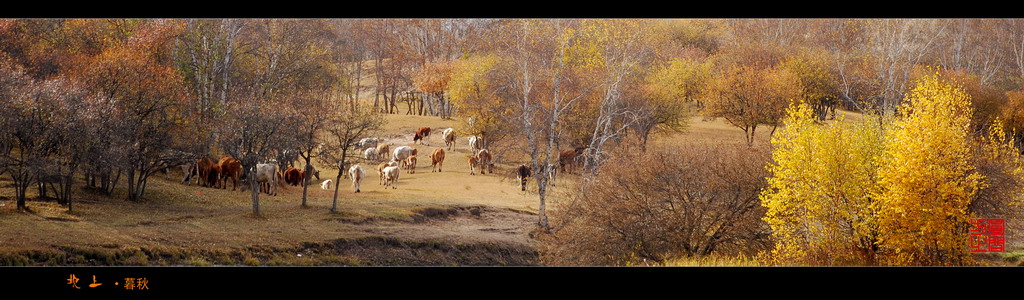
[431,148,445,172]
[376,143,390,160]
[413,127,431,145]
[284,167,302,186]
[195,157,217,187]
[377,161,397,185]
[559,147,587,174]
[468,156,480,175]
[404,155,417,174]
[475,149,493,175]
[207,163,223,188]
[218,156,242,191]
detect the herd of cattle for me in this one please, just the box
[172,126,590,197]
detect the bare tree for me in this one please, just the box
[320,106,385,213]
[221,100,293,216]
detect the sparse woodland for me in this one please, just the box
[0,19,1023,266]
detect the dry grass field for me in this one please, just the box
[2,109,1020,266]
[0,113,551,266]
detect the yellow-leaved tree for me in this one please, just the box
[761,101,885,265]
[874,71,983,266]
[447,54,506,144]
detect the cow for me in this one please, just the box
[468,156,480,175]
[364,147,378,161]
[349,164,366,193]
[376,143,390,160]
[430,148,445,172]
[320,179,334,190]
[403,156,417,174]
[382,166,401,189]
[218,156,243,191]
[241,163,280,195]
[413,127,431,145]
[442,128,456,151]
[256,163,280,196]
[377,161,398,185]
[517,164,531,191]
[284,168,302,186]
[559,147,588,174]
[194,157,217,187]
[475,149,493,175]
[468,136,484,153]
[392,146,415,163]
[207,163,223,188]
[357,137,380,149]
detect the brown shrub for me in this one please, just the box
[540,142,772,266]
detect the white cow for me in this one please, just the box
[364,147,378,160]
[442,128,456,151]
[357,137,380,149]
[377,161,399,185]
[468,136,484,153]
[349,164,366,193]
[320,179,334,190]
[382,166,401,189]
[392,146,415,163]
[255,163,279,196]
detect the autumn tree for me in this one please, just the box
[971,120,1024,239]
[874,72,982,266]
[779,51,840,120]
[448,54,509,149]
[636,57,706,148]
[413,60,454,119]
[703,65,804,145]
[1003,90,1024,149]
[761,102,885,265]
[73,20,187,202]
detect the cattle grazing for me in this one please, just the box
[392,146,415,163]
[442,128,456,151]
[364,147,378,161]
[468,136,483,153]
[357,137,380,149]
[468,156,480,175]
[431,148,445,172]
[517,164,531,191]
[218,156,243,191]
[242,163,281,195]
[321,179,334,190]
[377,161,398,185]
[559,147,588,174]
[413,127,431,145]
[256,163,280,196]
[349,165,366,193]
[286,165,320,186]
[383,166,401,189]
[475,149,494,175]
[284,168,302,186]
[207,163,223,188]
[195,157,217,187]
[403,155,417,174]
[376,143,390,160]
